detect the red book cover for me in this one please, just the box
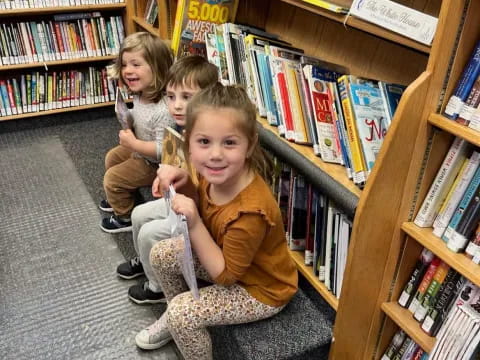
[277,72,295,141]
[6,79,17,114]
[54,22,65,57]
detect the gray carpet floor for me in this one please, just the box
[0,110,178,359]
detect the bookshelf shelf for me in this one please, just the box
[257,117,362,199]
[402,222,480,287]
[381,302,436,353]
[289,250,338,310]
[428,113,480,147]
[0,3,126,16]
[132,16,160,37]
[1,56,116,71]
[0,101,115,122]
[279,0,431,54]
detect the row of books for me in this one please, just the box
[414,138,480,262]
[143,0,158,26]
[443,39,480,131]
[396,250,480,359]
[272,159,352,297]
[204,23,406,186]
[0,13,124,66]
[0,66,117,116]
[0,0,124,8]
[381,330,427,360]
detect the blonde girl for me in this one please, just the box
[135,83,298,359]
[99,32,174,233]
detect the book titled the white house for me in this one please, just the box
[349,0,438,46]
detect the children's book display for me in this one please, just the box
[114,87,133,129]
[171,0,239,58]
[165,184,199,299]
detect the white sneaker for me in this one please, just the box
[135,315,173,350]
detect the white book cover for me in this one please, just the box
[324,203,335,291]
[432,151,480,237]
[349,0,438,45]
[414,138,469,228]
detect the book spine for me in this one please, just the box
[11,77,23,114]
[465,222,480,258]
[443,165,480,242]
[414,137,469,227]
[6,79,17,114]
[457,74,480,125]
[398,248,435,308]
[413,261,450,322]
[408,257,441,313]
[432,151,480,237]
[447,183,480,252]
[444,40,480,120]
[338,75,367,185]
[421,271,463,336]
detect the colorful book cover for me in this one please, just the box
[171,0,239,58]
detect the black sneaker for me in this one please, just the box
[117,257,144,279]
[99,199,113,212]
[100,214,132,233]
[129,281,166,304]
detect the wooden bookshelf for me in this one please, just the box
[402,222,480,287]
[0,3,126,16]
[127,0,172,39]
[1,56,116,71]
[428,113,480,148]
[0,101,115,122]
[280,0,431,54]
[289,250,339,311]
[257,117,362,198]
[381,302,436,353]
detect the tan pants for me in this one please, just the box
[103,145,157,217]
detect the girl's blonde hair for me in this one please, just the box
[184,83,273,183]
[110,32,173,103]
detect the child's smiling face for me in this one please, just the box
[189,107,252,194]
[121,50,153,98]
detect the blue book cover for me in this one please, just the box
[378,81,407,126]
[256,51,278,126]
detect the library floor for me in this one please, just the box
[0,110,180,360]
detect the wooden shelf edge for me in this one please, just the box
[428,113,480,147]
[133,16,160,37]
[0,3,126,15]
[0,101,115,122]
[280,0,430,54]
[402,222,480,287]
[289,250,339,311]
[0,56,116,71]
[381,302,436,353]
[257,117,362,198]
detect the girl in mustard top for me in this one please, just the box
[135,83,298,359]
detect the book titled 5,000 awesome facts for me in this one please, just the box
[172,0,239,58]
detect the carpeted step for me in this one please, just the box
[210,287,334,360]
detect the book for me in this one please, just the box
[381,329,406,360]
[432,151,480,238]
[161,126,197,182]
[398,248,435,308]
[171,0,239,58]
[301,0,350,14]
[114,87,133,130]
[407,256,441,313]
[349,0,438,46]
[414,137,469,228]
[165,184,199,299]
[457,73,480,126]
[444,40,480,120]
[465,222,480,259]
[378,81,406,128]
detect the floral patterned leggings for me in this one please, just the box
[150,236,284,360]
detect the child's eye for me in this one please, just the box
[167,95,175,101]
[225,139,236,146]
[199,138,209,145]
[182,94,192,101]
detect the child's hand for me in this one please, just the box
[119,129,137,149]
[171,193,200,230]
[153,165,189,197]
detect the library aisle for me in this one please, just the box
[0,112,179,359]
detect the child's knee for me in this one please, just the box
[166,293,194,330]
[149,238,179,269]
[103,168,118,191]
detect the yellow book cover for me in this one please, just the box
[337,74,367,185]
[171,0,239,58]
[162,126,198,184]
[47,74,53,110]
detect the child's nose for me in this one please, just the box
[210,144,223,159]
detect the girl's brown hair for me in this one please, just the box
[109,32,173,103]
[184,83,273,183]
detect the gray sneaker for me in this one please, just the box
[135,315,173,350]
